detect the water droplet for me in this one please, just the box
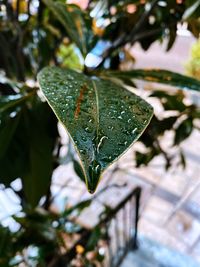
[97,136,108,153]
[117,115,123,120]
[82,136,87,142]
[85,126,93,133]
[80,149,86,155]
[122,128,131,136]
[108,125,114,130]
[132,128,138,135]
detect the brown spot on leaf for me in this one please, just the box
[74,83,88,119]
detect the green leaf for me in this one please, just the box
[102,69,200,92]
[22,101,58,207]
[174,118,193,145]
[0,114,20,160]
[37,67,153,193]
[0,97,58,207]
[73,159,85,182]
[150,90,186,112]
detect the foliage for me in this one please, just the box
[186,38,200,80]
[0,0,200,266]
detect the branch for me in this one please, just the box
[94,0,160,69]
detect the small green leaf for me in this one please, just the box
[174,118,193,145]
[38,67,153,193]
[102,69,200,92]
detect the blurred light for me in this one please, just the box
[110,6,117,15]
[85,53,102,68]
[76,244,85,254]
[149,15,156,25]
[99,247,105,255]
[67,0,88,9]
[127,4,137,14]
[177,22,191,37]
[158,1,167,7]
[11,178,22,192]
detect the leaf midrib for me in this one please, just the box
[92,80,100,158]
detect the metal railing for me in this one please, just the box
[102,187,141,267]
[62,186,141,267]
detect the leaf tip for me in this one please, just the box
[87,160,102,194]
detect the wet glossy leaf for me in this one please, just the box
[103,69,200,92]
[38,67,153,193]
[73,159,85,182]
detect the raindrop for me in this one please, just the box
[118,142,125,146]
[85,126,93,133]
[97,136,108,153]
[82,136,87,142]
[80,149,86,155]
[122,128,131,136]
[132,128,138,135]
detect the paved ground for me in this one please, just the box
[121,236,199,267]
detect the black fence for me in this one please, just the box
[102,187,141,267]
[62,186,141,267]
